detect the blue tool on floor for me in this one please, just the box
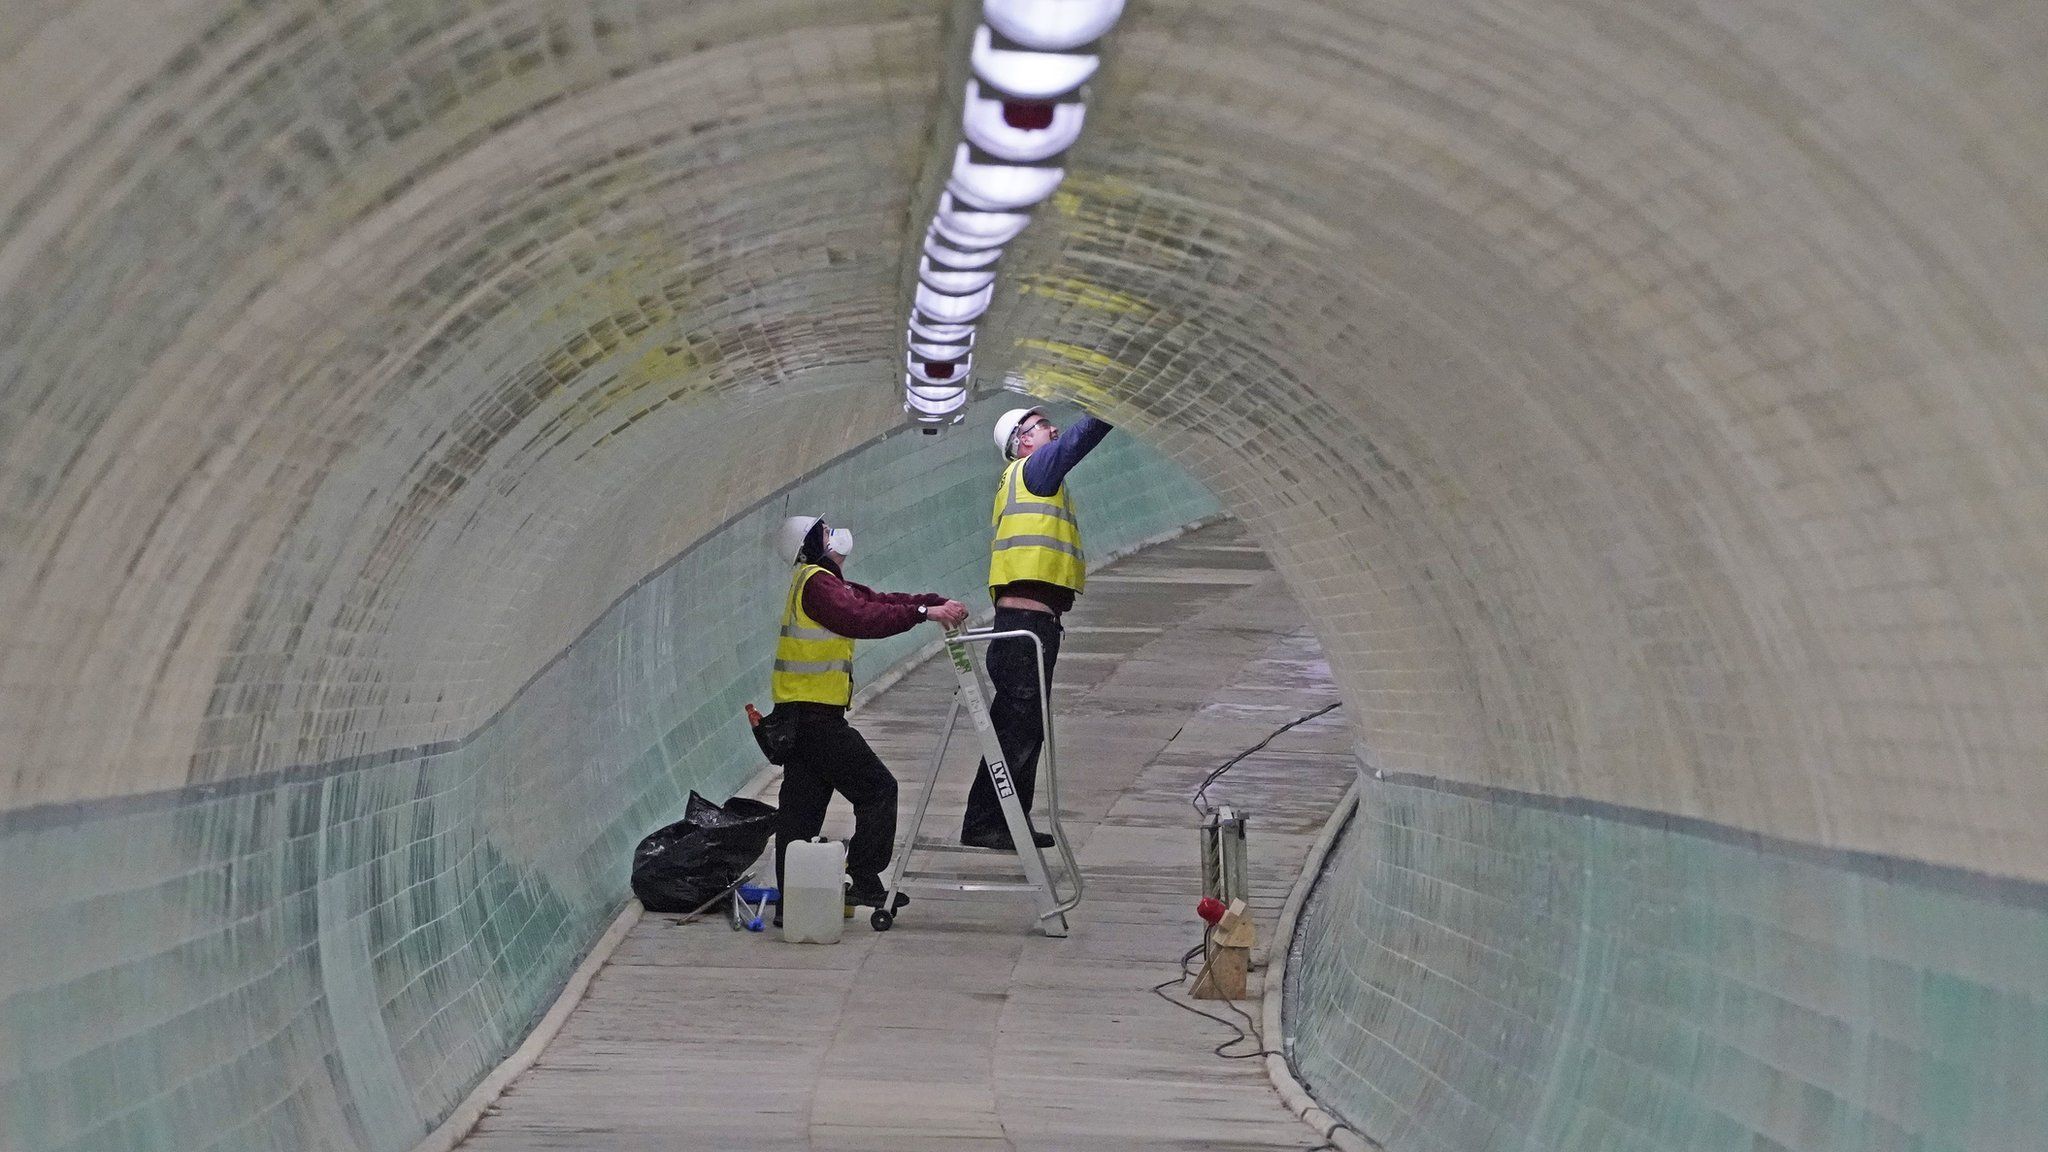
[731,882,778,932]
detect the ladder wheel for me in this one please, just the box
[870,909,895,931]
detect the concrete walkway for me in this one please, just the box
[460,522,1357,1151]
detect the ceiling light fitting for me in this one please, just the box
[902,0,1126,426]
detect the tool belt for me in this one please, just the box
[751,706,801,765]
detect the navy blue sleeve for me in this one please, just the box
[1022,415,1115,497]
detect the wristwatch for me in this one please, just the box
[917,604,929,617]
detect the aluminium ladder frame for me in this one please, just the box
[879,625,1083,936]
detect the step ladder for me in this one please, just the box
[876,624,1084,936]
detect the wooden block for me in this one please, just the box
[1191,943,1249,1000]
[1212,897,1256,949]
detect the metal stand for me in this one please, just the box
[1199,807,1250,906]
[879,625,1083,936]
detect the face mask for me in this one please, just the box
[826,527,853,559]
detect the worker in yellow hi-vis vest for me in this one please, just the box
[961,405,1116,850]
[770,514,967,923]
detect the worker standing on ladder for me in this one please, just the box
[772,515,968,915]
[961,405,1116,850]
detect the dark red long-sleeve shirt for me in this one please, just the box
[800,559,947,639]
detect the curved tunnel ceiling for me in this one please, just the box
[4,0,2047,915]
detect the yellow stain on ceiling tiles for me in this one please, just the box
[1015,364,1114,407]
[1015,339,1125,406]
[1017,338,1117,371]
[1047,172,1138,220]
[616,341,704,398]
[1015,275,1154,320]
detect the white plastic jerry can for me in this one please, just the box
[781,837,847,944]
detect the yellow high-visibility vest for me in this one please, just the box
[772,564,855,706]
[988,457,1085,597]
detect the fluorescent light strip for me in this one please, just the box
[903,2,1125,425]
[984,0,1126,52]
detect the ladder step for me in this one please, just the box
[896,875,1043,894]
[909,837,991,854]
[909,836,1063,854]
[899,866,1029,881]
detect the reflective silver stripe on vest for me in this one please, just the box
[1004,498,1078,524]
[773,658,854,675]
[991,534,1084,559]
[779,625,839,641]
[1002,474,1079,525]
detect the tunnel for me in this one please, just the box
[3,0,2046,1149]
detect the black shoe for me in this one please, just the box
[846,883,910,912]
[960,824,1057,850]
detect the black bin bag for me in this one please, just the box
[630,791,778,913]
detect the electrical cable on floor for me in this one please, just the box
[1150,936,1277,1058]
[1159,700,1351,1058]
[1154,698,1373,1149]
[1190,701,1343,816]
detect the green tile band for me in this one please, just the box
[1284,773,2048,1152]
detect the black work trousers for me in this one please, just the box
[961,606,1063,836]
[774,705,898,894]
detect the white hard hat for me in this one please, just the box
[993,406,1045,459]
[777,515,822,564]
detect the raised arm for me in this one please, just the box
[1022,414,1115,497]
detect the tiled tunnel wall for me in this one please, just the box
[1285,772,2048,1152]
[0,399,1217,1152]
[2,0,2046,1150]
